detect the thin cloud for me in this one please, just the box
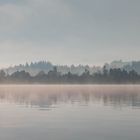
[0,0,140,66]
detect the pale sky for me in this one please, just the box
[0,0,140,67]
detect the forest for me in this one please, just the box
[0,66,140,84]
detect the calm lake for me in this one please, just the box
[0,85,140,140]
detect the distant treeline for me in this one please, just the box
[0,67,140,84]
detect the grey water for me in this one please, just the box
[0,85,140,140]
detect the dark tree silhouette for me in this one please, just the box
[0,68,140,84]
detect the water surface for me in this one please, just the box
[0,85,140,140]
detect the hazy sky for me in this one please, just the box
[0,0,140,67]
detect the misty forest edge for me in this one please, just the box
[0,60,140,84]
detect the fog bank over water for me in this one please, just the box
[0,85,140,140]
[0,85,140,109]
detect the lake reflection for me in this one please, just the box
[0,85,140,109]
[0,85,140,140]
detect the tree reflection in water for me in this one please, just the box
[0,85,140,109]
